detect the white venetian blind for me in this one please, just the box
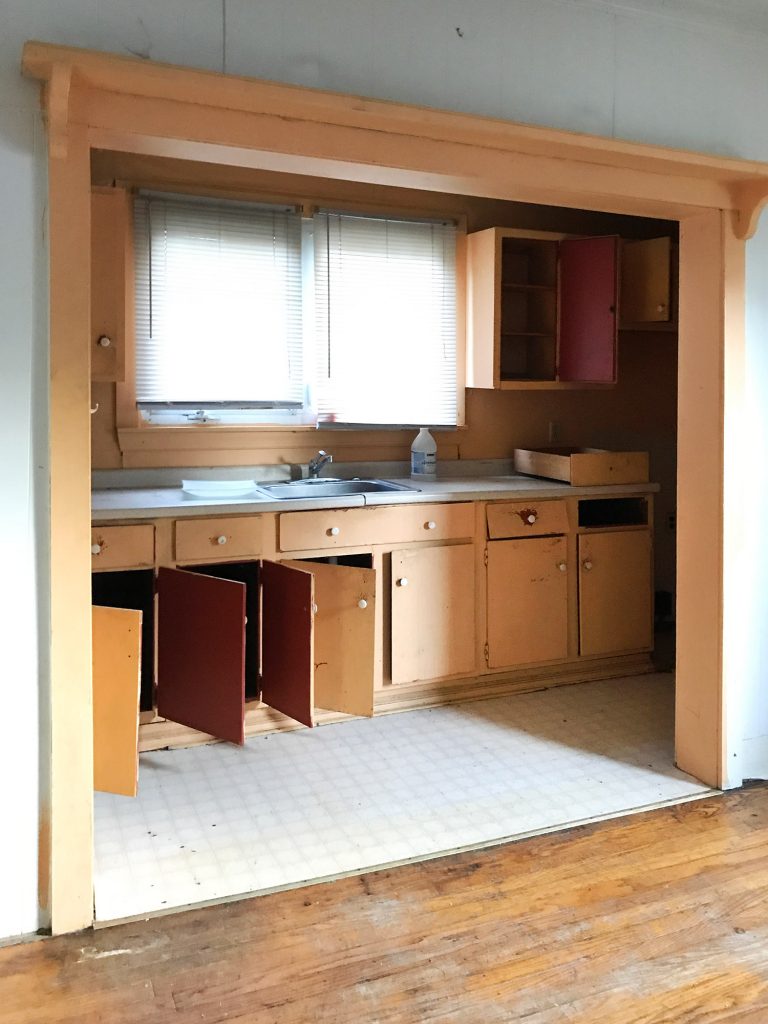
[313,211,458,426]
[134,194,303,406]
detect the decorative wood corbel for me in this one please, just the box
[731,180,768,240]
[43,62,72,160]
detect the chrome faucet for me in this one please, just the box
[307,450,333,478]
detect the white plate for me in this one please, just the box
[181,479,258,498]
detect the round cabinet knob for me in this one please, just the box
[312,603,318,614]
[526,513,537,525]
[657,304,666,314]
[91,543,102,556]
[583,560,593,571]
[358,599,368,610]
[424,521,437,531]
[216,535,228,546]
[327,526,340,537]
[397,578,409,588]
[557,562,567,573]
[96,335,112,348]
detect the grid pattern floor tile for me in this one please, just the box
[94,674,711,922]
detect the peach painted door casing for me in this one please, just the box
[391,544,476,684]
[579,531,653,656]
[486,536,569,668]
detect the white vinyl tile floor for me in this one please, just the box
[94,673,712,923]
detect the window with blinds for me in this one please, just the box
[313,211,457,426]
[132,195,459,426]
[133,194,304,413]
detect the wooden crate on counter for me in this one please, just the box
[513,447,649,486]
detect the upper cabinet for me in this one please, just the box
[619,236,675,328]
[91,186,131,383]
[466,228,618,390]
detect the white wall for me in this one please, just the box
[2,0,768,940]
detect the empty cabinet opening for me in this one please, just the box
[187,562,261,699]
[301,554,374,569]
[92,569,155,711]
[578,498,648,528]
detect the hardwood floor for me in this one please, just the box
[3,786,768,1023]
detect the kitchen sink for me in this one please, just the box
[255,478,419,500]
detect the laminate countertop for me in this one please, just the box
[92,476,659,521]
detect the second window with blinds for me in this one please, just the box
[133,193,459,427]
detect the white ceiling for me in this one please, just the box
[578,0,768,37]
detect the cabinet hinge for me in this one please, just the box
[484,642,489,665]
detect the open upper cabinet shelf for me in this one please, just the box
[466,228,619,390]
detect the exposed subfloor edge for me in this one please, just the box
[94,786,718,930]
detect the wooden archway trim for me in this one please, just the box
[21,39,767,935]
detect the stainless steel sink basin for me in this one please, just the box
[255,478,419,500]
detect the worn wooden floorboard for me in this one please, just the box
[3,786,768,1023]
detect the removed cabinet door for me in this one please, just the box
[487,536,569,668]
[579,531,653,656]
[558,236,618,383]
[92,605,142,797]
[156,567,246,744]
[391,544,476,684]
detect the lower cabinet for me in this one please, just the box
[390,543,476,684]
[486,535,569,668]
[578,530,653,656]
[156,559,376,740]
[261,559,376,727]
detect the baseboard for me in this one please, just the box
[740,736,768,781]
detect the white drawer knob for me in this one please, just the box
[657,304,666,313]
[216,535,228,546]
[358,599,368,609]
[327,526,340,537]
[526,513,537,525]
[91,543,102,556]
[312,603,318,614]
[397,577,409,588]
[583,560,593,571]
[425,521,436,530]
[557,562,567,573]
[97,334,112,348]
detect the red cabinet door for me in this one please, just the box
[261,560,315,728]
[558,236,618,383]
[156,567,246,744]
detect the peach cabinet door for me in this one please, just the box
[487,536,569,669]
[579,531,653,656]
[391,544,476,684]
[286,560,376,718]
[92,605,142,797]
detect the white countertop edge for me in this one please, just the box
[92,477,660,521]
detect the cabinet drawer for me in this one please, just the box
[279,503,474,552]
[175,516,265,562]
[487,499,569,539]
[91,525,155,570]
